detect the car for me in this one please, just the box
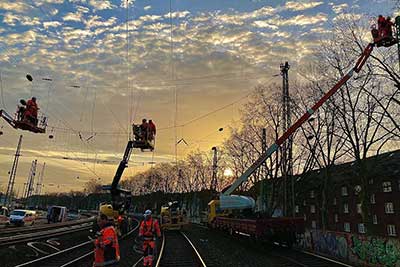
[9,209,36,226]
[0,206,10,226]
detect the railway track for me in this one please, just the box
[272,249,352,267]
[155,231,207,267]
[0,222,93,247]
[0,217,94,237]
[16,218,140,267]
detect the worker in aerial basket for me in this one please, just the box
[139,209,161,267]
[93,213,120,266]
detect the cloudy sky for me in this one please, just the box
[0,0,396,194]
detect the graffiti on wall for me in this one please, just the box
[297,230,400,267]
[350,235,400,266]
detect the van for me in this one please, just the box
[0,206,10,226]
[9,209,36,226]
[47,206,67,223]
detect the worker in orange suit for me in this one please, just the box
[139,210,161,267]
[140,118,149,141]
[24,97,39,125]
[148,119,156,141]
[93,213,120,267]
[377,15,386,37]
[384,16,394,38]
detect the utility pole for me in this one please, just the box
[24,160,37,206]
[4,135,23,207]
[260,128,267,213]
[280,61,294,217]
[211,146,218,193]
[396,16,400,71]
[35,162,45,207]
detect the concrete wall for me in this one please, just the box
[297,230,400,267]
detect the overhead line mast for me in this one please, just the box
[222,43,375,199]
[4,135,23,207]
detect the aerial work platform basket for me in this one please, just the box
[132,124,154,151]
[0,109,46,134]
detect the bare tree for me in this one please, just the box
[312,16,399,232]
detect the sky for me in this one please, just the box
[0,0,397,194]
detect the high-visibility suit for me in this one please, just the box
[148,121,156,141]
[24,98,38,125]
[384,18,394,38]
[139,218,161,266]
[93,224,120,266]
[377,15,386,36]
[140,121,149,141]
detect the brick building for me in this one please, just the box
[294,149,400,237]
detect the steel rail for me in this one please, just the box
[0,224,92,247]
[155,231,207,267]
[0,217,94,236]
[16,218,141,267]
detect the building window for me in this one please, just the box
[341,186,348,196]
[373,214,378,225]
[383,181,392,193]
[387,225,397,237]
[344,203,349,213]
[369,178,374,185]
[310,205,316,214]
[310,190,315,198]
[304,214,307,221]
[357,203,362,214]
[370,194,376,204]
[334,214,339,223]
[295,205,299,213]
[311,220,316,229]
[303,200,306,206]
[354,185,362,195]
[344,222,351,232]
[358,223,366,234]
[385,202,395,214]
[333,198,337,206]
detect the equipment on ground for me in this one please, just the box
[160,201,188,230]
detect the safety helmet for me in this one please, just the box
[99,204,114,220]
[144,209,152,217]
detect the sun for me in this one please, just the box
[223,168,233,177]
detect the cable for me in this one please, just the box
[126,0,133,140]
[0,71,7,111]
[169,0,178,165]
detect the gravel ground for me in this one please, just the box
[182,224,290,267]
[0,228,92,267]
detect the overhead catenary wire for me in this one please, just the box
[169,0,178,165]
[0,71,7,111]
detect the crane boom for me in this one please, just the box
[111,140,134,193]
[223,43,374,196]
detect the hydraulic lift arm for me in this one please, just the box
[101,140,134,212]
[223,43,375,196]
[110,140,134,194]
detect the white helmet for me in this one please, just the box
[144,209,152,217]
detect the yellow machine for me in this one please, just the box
[207,199,231,224]
[160,201,188,230]
[98,203,128,236]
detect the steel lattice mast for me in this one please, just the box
[4,135,23,207]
